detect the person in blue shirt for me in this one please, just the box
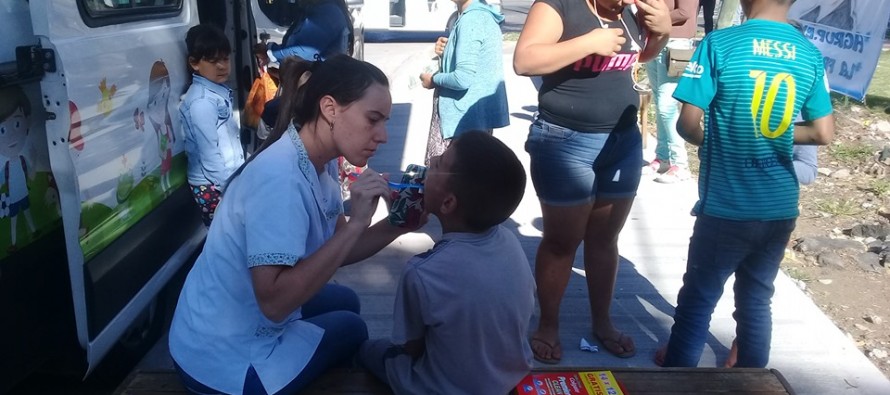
[256,0,354,64]
[656,0,835,368]
[169,55,409,395]
[420,0,509,162]
[180,24,245,226]
[358,131,535,395]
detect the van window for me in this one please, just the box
[77,0,183,27]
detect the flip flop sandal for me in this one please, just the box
[529,336,562,364]
[596,332,637,358]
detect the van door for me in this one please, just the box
[0,1,70,389]
[30,0,208,376]
[1,0,257,389]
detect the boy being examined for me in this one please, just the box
[359,131,535,394]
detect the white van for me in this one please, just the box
[0,0,258,391]
[362,0,501,37]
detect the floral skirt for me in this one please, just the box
[190,184,222,226]
[424,91,449,167]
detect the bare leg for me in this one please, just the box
[584,197,636,357]
[724,338,738,367]
[531,202,594,362]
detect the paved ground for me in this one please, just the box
[139,42,890,395]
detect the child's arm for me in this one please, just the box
[793,114,834,145]
[677,102,705,146]
[188,99,227,187]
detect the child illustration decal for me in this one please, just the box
[147,61,175,192]
[0,86,37,252]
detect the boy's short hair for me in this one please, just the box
[447,131,526,232]
[185,24,231,62]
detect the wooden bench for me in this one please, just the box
[114,367,391,395]
[115,366,795,395]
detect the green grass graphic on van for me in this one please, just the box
[79,154,186,260]
[0,172,63,260]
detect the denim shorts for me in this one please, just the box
[525,118,642,205]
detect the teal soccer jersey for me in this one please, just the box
[673,19,833,221]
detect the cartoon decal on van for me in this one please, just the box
[147,61,175,193]
[0,86,61,258]
[72,62,187,261]
[98,78,117,117]
[69,101,85,153]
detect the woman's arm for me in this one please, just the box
[637,32,669,63]
[343,218,411,265]
[672,0,696,25]
[251,220,366,322]
[635,0,671,63]
[431,14,485,91]
[250,171,390,322]
[513,2,627,76]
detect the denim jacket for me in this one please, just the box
[180,75,245,190]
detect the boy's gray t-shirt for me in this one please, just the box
[385,225,536,395]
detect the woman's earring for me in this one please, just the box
[330,119,335,132]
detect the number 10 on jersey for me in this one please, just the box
[749,70,796,139]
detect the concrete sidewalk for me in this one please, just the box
[348,41,890,394]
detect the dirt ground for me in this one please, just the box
[678,104,890,379]
[785,105,890,379]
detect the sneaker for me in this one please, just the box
[642,159,670,176]
[654,165,692,184]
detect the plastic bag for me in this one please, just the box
[408,53,441,90]
[245,67,278,129]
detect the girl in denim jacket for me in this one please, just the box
[180,24,245,226]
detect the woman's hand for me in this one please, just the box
[419,73,435,89]
[636,0,671,37]
[346,169,389,229]
[584,28,627,57]
[434,37,448,57]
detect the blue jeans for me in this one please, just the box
[175,284,368,395]
[524,117,642,205]
[645,45,687,167]
[663,214,795,368]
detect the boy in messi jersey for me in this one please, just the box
[658,0,835,368]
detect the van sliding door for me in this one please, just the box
[32,0,206,374]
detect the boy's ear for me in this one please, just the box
[439,192,458,216]
[188,57,200,71]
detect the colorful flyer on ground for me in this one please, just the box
[514,371,625,395]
